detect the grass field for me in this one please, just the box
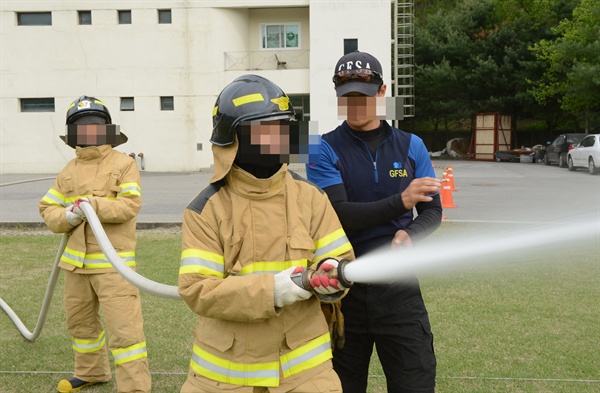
[1,222,598,392]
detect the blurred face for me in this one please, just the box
[236,120,291,166]
[249,120,291,155]
[65,122,119,148]
[337,84,387,131]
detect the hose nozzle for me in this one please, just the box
[291,258,353,300]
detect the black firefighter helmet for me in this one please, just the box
[61,96,128,147]
[210,74,295,146]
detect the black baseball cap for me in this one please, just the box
[333,51,383,97]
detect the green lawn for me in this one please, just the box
[1,223,598,392]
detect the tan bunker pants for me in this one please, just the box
[64,271,151,393]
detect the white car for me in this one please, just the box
[567,134,600,175]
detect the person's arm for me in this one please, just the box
[402,195,442,242]
[39,175,76,234]
[178,201,279,322]
[324,184,407,230]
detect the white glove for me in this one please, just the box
[274,266,312,308]
[72,197,90,219]
[65,205,83,227]
[309,258,347,295]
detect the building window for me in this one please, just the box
[158,9,172,24]
[260,23,299,50]
[17,12,52,26]
[344,39,358,55]
[160,97,174,111]
[120,97,134,111]
[118,10,132,24]
[20,98,55,112]
[78,11,92,25]
[289,95,310,121]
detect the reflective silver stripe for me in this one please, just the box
[113,347,146,362]
[83,255,135,267]
[43,192,65,206]
[62,250,85,264]
[314,235,350,258]
[191,351,279,380]
[118,186,141,196]
[281,341,331,374]
[180,257,224,272]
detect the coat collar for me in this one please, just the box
[226,163,288,199]
[75,144,113,161]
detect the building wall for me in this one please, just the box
[0,0,390,174]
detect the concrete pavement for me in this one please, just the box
[1,160,599,229]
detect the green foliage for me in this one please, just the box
[411,0,598,135]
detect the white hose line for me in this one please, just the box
[79,202,181,300]
[0,233,68,341]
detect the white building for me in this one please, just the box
[1,1,395,174]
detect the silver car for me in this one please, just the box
[567,134,600,175]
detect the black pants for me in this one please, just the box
[333,284,436,393]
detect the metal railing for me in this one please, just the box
[224,50,310,71]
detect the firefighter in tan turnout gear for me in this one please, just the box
[39,96,151,393]
[178,74,355,393]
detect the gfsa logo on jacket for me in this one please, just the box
[389,162,408,178]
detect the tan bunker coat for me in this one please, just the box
[178,142,355,392]
[39,145,151,392]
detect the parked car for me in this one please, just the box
[567,134,600,175]
[544,133,587,167]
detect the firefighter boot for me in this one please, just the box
[57,377,98,392]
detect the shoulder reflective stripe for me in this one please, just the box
[280,333,332,378]
[237,259,308,275]
[42,189,66,206]
[190,345,279,387]
[313,228,352,259]
[112,341,148,365]
[118,182,141,197]
[72,331,106,353]
[179,249,225,277]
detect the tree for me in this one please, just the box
[530,0,600,132]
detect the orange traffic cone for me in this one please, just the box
[441,169,456,208]
[447,165,457,191]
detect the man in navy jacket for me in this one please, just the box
[306,51,442,393]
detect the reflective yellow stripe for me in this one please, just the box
[237,259,308,275]
[179,249,225,277]
[118,182,141,197]
[280,333,332,378]
[190,345,279,387]
[61,249,135,269]
[65,194,93,205]
[72,331,106,353]
[313,228,352,259]
[42,188,66,206]
[112,341,147,365]
[61,247,86,267]
[233,93,264,107]
[212,106,218,116]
